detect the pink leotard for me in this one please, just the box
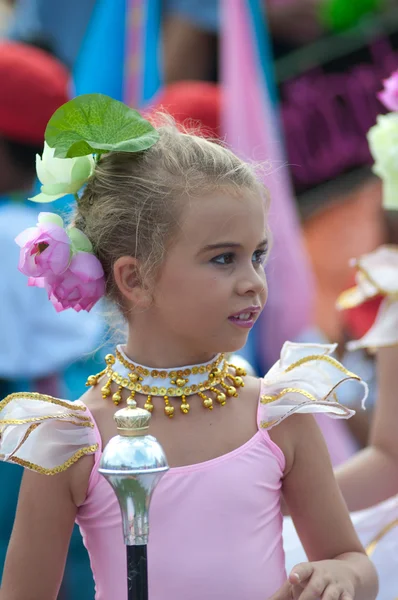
[77,381,285,600]
[0,342,365,600]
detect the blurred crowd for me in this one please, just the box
[1,0,397,598]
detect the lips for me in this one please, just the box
[228,307,261,329]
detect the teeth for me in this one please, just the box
[237,313,250,320]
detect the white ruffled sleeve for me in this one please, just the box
[337,246,398,350]
[259,342,368,430]
[0,393,99,474]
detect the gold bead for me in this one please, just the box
[86,375,98,387]
[101,383,111,398]
[203,398,213,409]
[129,373,139,383]
[144,397,153,412]
[234,376,244,388]
[235,367,246,377]
[105,354,115,365]
[227,386,237,397]
[180,402,190,414]
[127,391,136,402]
[176,378,186,387]
[164,405,175,418]
[211,368,222,377]
[216,393,227,405]
[112,391,122,405]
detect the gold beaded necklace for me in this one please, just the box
[86,346,247,418]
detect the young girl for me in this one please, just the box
[0,95,377,600]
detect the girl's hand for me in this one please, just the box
[270,561,356,600]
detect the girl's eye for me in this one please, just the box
[252,249,268,264]
[211,252,235,265]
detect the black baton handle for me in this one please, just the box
[127,545,148,600]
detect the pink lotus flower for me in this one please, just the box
[15,213,71,278]
[30,251,105,312]
[378,70,398,112]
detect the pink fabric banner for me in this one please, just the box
[124,0,145,107]
[220,0,315,365]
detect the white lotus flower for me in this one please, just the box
[29,142,95,203]
[367,113,398,210]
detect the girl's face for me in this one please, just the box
[146,189,268,360]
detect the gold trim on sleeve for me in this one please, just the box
[365,518,398,557]
[0,392,88,412]
[8,444,99,475]
[283,354,359,379]
[261,388,318,404]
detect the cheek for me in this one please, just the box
[260,270,268,301]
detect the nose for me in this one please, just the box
[236,264,267,299]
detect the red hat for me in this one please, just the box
[0,42,70,145]
[340,273,383,339]
[150,81,221,139]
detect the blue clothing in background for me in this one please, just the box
[7,0,96,68]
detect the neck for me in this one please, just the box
[124,329,217,369]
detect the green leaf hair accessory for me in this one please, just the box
[29,94,159,204]
[45,93,160,158]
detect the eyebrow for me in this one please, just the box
[200,239,268,253]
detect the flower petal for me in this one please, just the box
[28,277,46,288]
[41,183,69,195]
[67,227,93,253]
[69,252,104,281]
[28,191,67,203]
[15,227,39,247]
[46,243,71,275]
[36,224,70,244]
[70,155,95,185]
[35,154,56,186]
[37,212,64,228]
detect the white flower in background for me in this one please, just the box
[367,113,398,211]
[29,142,95,203]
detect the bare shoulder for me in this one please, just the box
[80,383,119,448]
[268,413,319,475]
[237,374,262,418]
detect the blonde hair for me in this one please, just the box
[74,117,265,309]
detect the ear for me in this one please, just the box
[113,256,151,309]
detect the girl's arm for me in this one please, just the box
[336,346,398,511]
[0,456,92,600]
[271,414,378,600]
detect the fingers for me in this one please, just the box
[268,579,294,600]
[296,577,328,600]
[322,585,351,600]
[289,563,314,586]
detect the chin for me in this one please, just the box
[221,333,250,354]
